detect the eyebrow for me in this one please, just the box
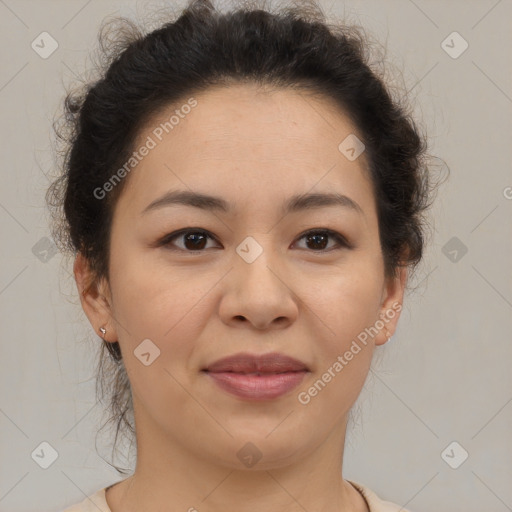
[141,189,364,216]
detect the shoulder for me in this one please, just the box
[348,480,412,512]
[61,487,111,512]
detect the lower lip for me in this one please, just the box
[204,371,308,400]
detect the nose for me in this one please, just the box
[218,246,299,331]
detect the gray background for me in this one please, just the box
[0,0,511,511]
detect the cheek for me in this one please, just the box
[296,269,380,416]
[108,242,211,374]
[303,258,384,348]
[109,255,210,422]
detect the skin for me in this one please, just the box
[75,83,407,512]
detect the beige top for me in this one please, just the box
[61,480,411,512]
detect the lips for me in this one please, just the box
[202,352,309,400]
[203,352,309,374]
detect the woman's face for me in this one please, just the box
[77,83,406,469]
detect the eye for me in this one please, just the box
[159,228,220,252]
[158,228,351,253]
[293,229,350,252]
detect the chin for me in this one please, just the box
[199,430,313,470]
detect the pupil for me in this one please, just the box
[185,232,206,250]
[307,233,327,250]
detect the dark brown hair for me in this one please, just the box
[46,0,445,474]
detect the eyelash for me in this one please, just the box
[157,228,351,253]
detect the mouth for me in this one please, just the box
[203,352,309,373]
[202,352,309,400]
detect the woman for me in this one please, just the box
[48,0,440,510]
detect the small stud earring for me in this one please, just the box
[99,327,106,337]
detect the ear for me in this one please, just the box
[374,264,408,346]
[73,252,117,343]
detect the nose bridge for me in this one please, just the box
[236,233,277,278]
[232,233,292,300]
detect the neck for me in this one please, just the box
[106,402,369,512]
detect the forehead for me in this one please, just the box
[116,84,375,219]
